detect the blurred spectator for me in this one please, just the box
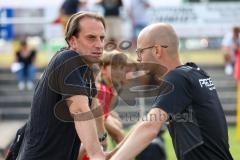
[222,26,240,75]
[97,52,126,143]
[58,0,87,28]
[14,40,36,90]
[86,1,104,16]
[128,0,151,44]
[98,0,123,43]
[98,52,127,143]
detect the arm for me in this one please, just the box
[109,108,168,160]
[67,95,105,160]
[93,98,108,150]
[77,98,107,159]
[78,144,87,160]
[105,115,125,143]
[109,111,121,121]
[92,98,106,136]
[96,115,108,150]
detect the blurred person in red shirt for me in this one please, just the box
[222,26,240,75]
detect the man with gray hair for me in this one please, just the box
[108,23,233,160]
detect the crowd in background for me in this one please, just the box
[59,0,151,44]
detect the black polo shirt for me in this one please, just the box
[153,62,233,160]
[17,49,96,160]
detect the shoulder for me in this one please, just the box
[53,49,86,66]
[165,66,191,80]
[164,63,198,85]
[56,49,79,59]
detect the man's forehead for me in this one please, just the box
[79,18,105,32]
[80,28,105,37]
[82,30,105,36]
[137,34,149,47]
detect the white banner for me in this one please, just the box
[149,3,240,37]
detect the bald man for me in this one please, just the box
[108,23,233,160]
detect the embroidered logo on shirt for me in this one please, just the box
[199,78,215,90]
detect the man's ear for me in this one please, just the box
[155,45,162,59]
[68,36,77,49]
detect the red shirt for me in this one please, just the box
[97,82,114,120]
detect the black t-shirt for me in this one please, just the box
[16,50,36,67]
[101,0,123,16]
[61,0,79,15]
[17,49,97,160]
[153,63,233,160]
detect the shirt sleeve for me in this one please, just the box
[64,66,90,97]
[152,70,192,115]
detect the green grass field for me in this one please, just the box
[107,126,240,160]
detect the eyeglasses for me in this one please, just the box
[136,44,168,59]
